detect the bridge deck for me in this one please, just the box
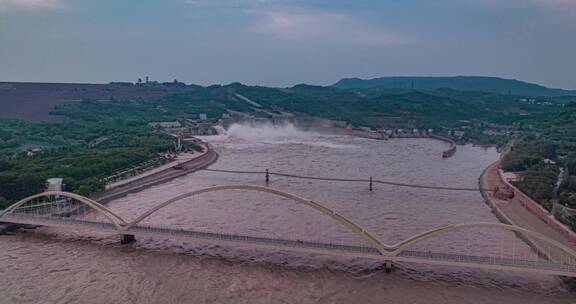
[2,214,576,277]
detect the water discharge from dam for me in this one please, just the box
[226,122,315,141]
[0,124,574,303]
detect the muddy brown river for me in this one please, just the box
[1,124,574,303]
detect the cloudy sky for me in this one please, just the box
[1,0,575,88]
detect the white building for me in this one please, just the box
[46,178,64,192]
[453,130,465,138]
[148,121,181,129]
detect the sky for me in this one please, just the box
[0,0,575,89]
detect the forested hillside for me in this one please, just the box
[1,81,574,210]
[333,76,576,96]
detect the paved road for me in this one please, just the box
[480,155,576,262]
[92,147,218,204]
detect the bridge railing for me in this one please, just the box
[4,189,576,277]
[398,250,576,272]
[3,212,576,276]
[131,222,380,254]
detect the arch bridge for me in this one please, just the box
[1,185,576,277]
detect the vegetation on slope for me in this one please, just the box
[235,83,564,145]
[0,81,573,213]
[333,76,576,96]
[501,103,576,229]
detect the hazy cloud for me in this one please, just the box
[253,12,411,47]
[0,0,62,10]
[534,0,576,7]
[533,0,576,14]
[1,1,574,88]
[184,0,286,9]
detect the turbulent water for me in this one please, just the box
[1,123,574,303]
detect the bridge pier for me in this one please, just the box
[120,234,136,245]
[0,223,22,235]
[384,260,394,273]
[369,176,373,192]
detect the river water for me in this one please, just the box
[1,124,574,303]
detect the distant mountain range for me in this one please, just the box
[332,76,576,97]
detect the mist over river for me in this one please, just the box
[1,124,574,303]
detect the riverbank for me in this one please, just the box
[92,143,218,204]
[303,124,458,159]
[429,134,457,158]
[344,129,457,158]
[105,150,208,190]
[479,152,576,256]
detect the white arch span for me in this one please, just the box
[0,191,128,229]
[389,222,576,258]
[125,185,390,255]
[125,185,576,258]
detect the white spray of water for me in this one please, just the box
[201,122,358,149]
[213,125,227,135]
[226,122,315,141]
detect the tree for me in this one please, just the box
[75,178,104,196]
[563,177,576,192]
[560,192,576,208]
[0,160,13,171]
[568,214,576,232]
[0,197,9,209]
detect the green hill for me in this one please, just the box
[333,76,576,97]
